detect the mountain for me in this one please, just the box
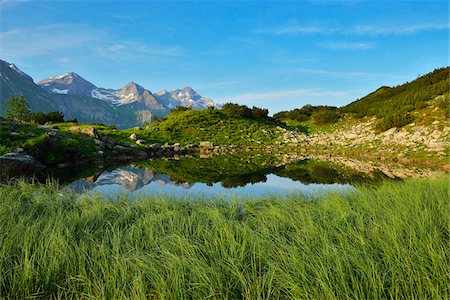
[155,87,215,109]
[38,73,216,110]
[0,60,60,114]
[0,59,218,128]
[38,72,97,96]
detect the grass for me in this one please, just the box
[0,176,448,299]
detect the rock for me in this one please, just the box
[28,133,37,137]
[82,127,100,139]
[97,150,104,155]
[130,133,138,140]
[69,126,81,133]
[13,148,24,153]
[136,139,146,145]
[134,151,148,160]
[113,145,126,151]
[0,153,46,174]
[199,141,214,149]
[46,131,61,145]
[93,139,104,147]
[10,132,19,136]
[382,127,397,136]
[57,162,73,168]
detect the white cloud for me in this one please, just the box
[254,26,334,35]
[318,41,374,50]
[275,67,401,81]
[0,24,182,63]
[254,22,449,36]
[228,88,347,103]
[0,24,102,58]
[0,0,29,8]
[194,80,243,90]
[351,23,450,35]
[94,42,182,62]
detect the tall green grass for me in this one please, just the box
[0,177,448,299]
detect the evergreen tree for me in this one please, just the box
[6,96,31,121]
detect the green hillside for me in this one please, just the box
[274,67,449,130]
[137,108,284,146]
[341,67,449,117]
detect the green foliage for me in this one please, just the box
[30,111,65,125]
[0,177,447,298]
[222,102,252,118]
[312,108,341,124]
[170,106,192,113]
[341,67,449,119]
[139,109,282,146]
[274,104,339,124]
[436,94,449,116]
[376,112,414,132]
[251,106,269,118]
[5,96,31,121]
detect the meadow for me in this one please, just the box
[0,176,448,299]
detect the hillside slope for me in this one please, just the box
[134,109,285,146]
[341,67,449,118]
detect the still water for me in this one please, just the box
[53,152,440,199]
[65,166,355,199]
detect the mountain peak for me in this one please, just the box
[0,59,34,82]
[37,72,96,96]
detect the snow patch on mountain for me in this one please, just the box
[51,88,69,94]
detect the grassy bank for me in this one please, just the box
[0,177,448,299]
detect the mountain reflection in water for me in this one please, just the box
[65,165,354,199]
[59,154,443,199]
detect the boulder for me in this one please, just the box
[199,141,214,149]
[0,153,46,174]
[113,145,127,151]
[136,139,146,145]
[82,127,100,139]
[130,133,138,140]
[93,139,104,147]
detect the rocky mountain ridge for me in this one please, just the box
[0,59,217,128]
[37,72,215,109]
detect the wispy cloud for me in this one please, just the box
[254,25,334,35]
[0,24,102,57]
[254,22,449,36]
[274,67,403,81]
[318,41,374,50]
[95,42,182,62]
[0,0,29,8]
[351,23,450,35]
[229,88,347,103]
[196,80,243,90]
[0,24,182,62]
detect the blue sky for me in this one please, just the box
[0,0,448,113]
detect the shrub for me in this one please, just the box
[312,109,340,124]
[251,106,269,118]
[31,111,65,124]
[376,112,414,132]
[222,103,252,118]
[170,106,192,113]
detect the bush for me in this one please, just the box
[376,112,414,132]
[31,111,65,124]
[312,109,340,124]
[251,106,268,118]
[170,106,192,113]
[222,103,252,118]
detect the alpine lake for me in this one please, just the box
[30,151,444,200]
